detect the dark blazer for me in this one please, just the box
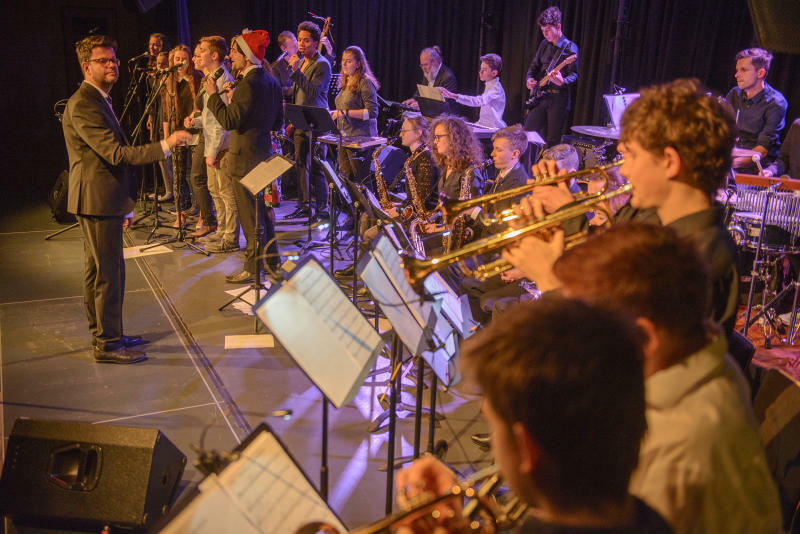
[489,162,529,207]
[63,81,163,216]
[207,67,284,177]
[439,166,483,200]
[291,52,331,109]
[418,64,458,93]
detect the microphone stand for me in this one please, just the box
[140,71,208,255]
[131,70,171,235]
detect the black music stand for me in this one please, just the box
[417,96,450,119]
[284,104,339,245]
[219,155,293,333]
[253,256,384,502]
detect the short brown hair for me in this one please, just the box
[542,143,579,172]
[480,53,502,74]
[553,223,710,341]
[75,35,117,64]
[736,47,773,74]
[297,20,321,43]
[492,124,527,154]
[199,36,228,62]
[461,295,646,509]
[620,78,735,198]
[538,6,561,26]
[277,31,296,47]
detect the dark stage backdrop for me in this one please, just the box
[3,0,798,209]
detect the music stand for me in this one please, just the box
[284,104,339,244]
[219,155,294,333]
[253,255,384,500]
[417,96,450,120]
[157,422,347,533]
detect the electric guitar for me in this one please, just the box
[525,54,577,109]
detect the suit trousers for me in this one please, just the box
[207,152,239,242]
[232,176,280,273]
[77,215,125,350]
[189,136,215,226]
[524,91,570,148]
[294,129,329,211]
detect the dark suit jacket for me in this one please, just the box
[291,52,331,109]
[489,162,529,209]
[207,67,284,178]
[418,64,458,93]
[63,81,164,216]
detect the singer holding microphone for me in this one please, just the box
[162,45,201,217]
[330,46,380,183]
[186,36,239,251]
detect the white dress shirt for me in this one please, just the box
[630,336,783,534]
[454,78,506,129]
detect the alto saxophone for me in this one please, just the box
[444,159,492,253]
[372,137,397,210]
[405,146,432,256]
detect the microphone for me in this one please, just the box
[276,51,288,63]
[198,67,226,97]
[151,62,187,75]
[127,51,149,63]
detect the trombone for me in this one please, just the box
[439,160,624,226]
[403,182,634,289]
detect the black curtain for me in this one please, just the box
[4,0,799,208]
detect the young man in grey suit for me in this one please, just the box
[285,20,331,220]
[63,35,190,364]
[205,30,284,283]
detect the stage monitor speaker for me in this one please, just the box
[0,418,186,531]
[747,0,800,55]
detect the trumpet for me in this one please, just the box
[295,464,527,533]
[403,182,634,289]
[439,160,624,226]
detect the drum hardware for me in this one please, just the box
[739,181,800,347]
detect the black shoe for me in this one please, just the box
[334,264,355,279]
[206,239,240,253]
[284,205,311,220]
[225,270,255,284]
[316,210,330,221]
[94,346,147,364]
[93,335,144,349]
[471,432,491,452]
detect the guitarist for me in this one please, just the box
[523,6,579,148]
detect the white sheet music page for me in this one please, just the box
[161,431,346,534]
[417,84,444,102]
[254,257,382,408]
[241,155,294,195]
[424,272,464,335]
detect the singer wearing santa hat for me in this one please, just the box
[205,29,284,284]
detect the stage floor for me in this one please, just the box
[0,199,491,530]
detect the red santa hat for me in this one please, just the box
[235,29,270,64]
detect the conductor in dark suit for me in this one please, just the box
[206,30,284,284]
[402,46,458,113]
[63,35,191,363]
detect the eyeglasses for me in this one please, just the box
[87,57,120,66]
[432,133,449,141]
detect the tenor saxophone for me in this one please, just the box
[404,145,432,256]
[443,159,492,253]
[372,137,397,210]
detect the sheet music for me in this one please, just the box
[421,312,459,386]
[424,272,466,336]
[161,430,346,534]
[241,155,294,195]
[603,93,640,130]
[254,257,382,408]
[319,160,353,205]
[417,84,444,102]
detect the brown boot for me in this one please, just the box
[189,224,217,238]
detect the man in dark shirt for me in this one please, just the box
[396,296,673,534]
[206,29,284,283]
[725,47,787,171]
[523,6,579,147]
